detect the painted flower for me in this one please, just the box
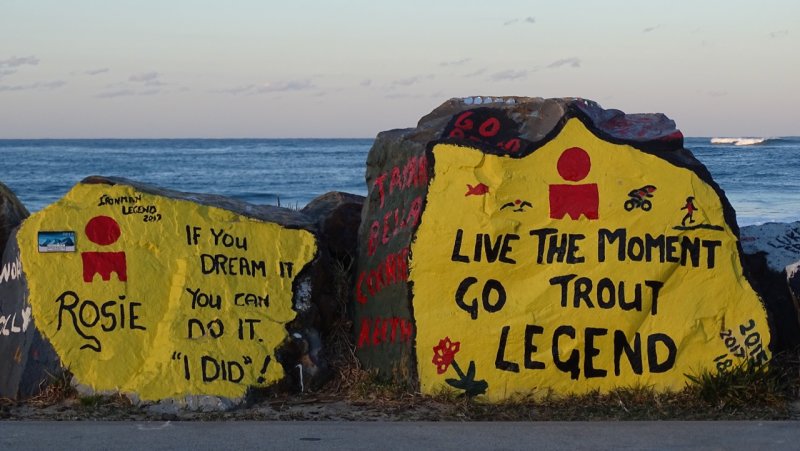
[432,337,461,374]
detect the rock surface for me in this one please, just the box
[4,176,356,404]
[741,222,800,272]
[788,262,800,321]
[0,181,29,257]
[356,96,772,400]
[740,221,800,350]
[0,229,61,399]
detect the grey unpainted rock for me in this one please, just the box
[0,181,29,257]
[0,229,61,399]
[740,221,800,350]
[788,262,800,320]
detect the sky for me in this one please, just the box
[0,0,798,138]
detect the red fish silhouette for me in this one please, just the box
[465,183,489,197]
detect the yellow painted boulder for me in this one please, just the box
[357,97,771,401]
[13,177,330,402]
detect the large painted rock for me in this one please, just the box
[740,221,800,350]
[8,176,344,402]
[356,97,771,401]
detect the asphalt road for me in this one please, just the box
[1,421,798,450]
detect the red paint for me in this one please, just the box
[367,196,422,256]
[465,183,489,197]
[549,184,599,220]
[85,215,121,245]
[82,215,127,282]
[357,316,414,348]
[447,110,525,154]
[499,139,521,153]
[557,147,591,182]
[549,147,599,220]
[432,337,460,374]
[356,247,410,304]
[372,155,427,209]
[453,111,474,131]
[81,251,127,282]
[478,117,500,137]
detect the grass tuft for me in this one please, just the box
[685,354,795,411]
[27,370,76,407]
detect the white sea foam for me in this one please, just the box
[710,137,767,146]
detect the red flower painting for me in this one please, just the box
[432,337,461,374]
[431,336,488,397]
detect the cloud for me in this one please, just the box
[390,75,434,87]
[215,84,257,95]
[360,79,372,87]
[0,80,66,92]
[769,30,788,39]
[129,71,165,86]
[504,16,535,26]
[0,69,16,80]
[214,79,315,95]
[129,71,158,82]
[707,90,728,98]
[0,56,39,68]
[96,89,138,98]
[257,79,314,93]
[642,25,660,33]
[490,69,529,81]
[463,68,487,78]
[85,68,110,76]
[547,57,581,69]
[385,93,424,99]
[440,58,471,67]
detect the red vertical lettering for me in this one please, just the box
[357,318,371,348]
[390,317,401,342]
[368,220,380,256]
[384,254,397,285]
[373,173,387,208]
[400,320,414,341]
[418,156,428,186]
[403,157,417,188]
[382,211,393,245]
[406,196,423,228]
[356,271,368,304]
[390,167,402,194]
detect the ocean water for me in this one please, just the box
[0,139,371,213]
[0,137,798,226]
[687,137,800,225]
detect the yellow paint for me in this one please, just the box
[18,183,316,400]
[411,119,770,401]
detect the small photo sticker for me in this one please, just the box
[38,231,76,253]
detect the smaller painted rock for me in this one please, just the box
[7,176,353,403]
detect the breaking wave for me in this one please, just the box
[710,137,771,146]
